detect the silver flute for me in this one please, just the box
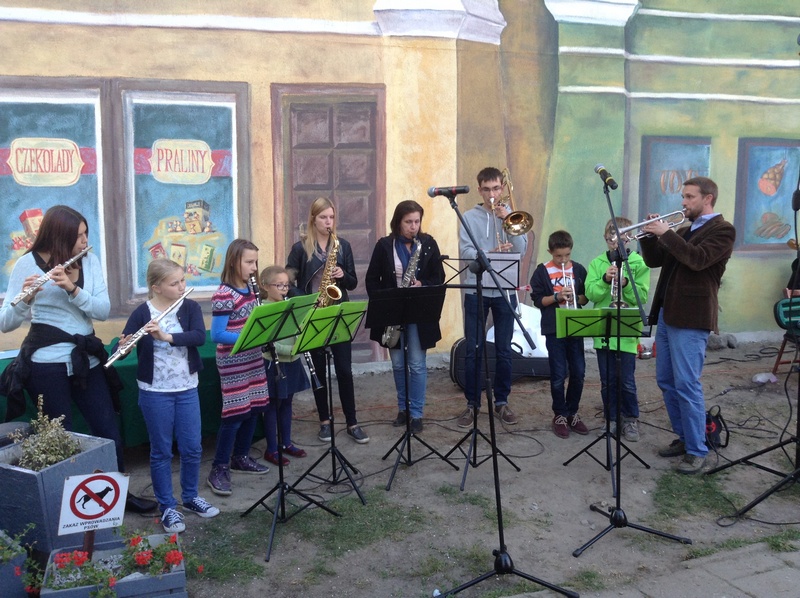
[10,245,92,307]
[105,287,193,368]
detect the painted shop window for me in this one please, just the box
[123,92,238,293]
[0,91,106,294]
[639,136,711,220]
[734,138,800,251]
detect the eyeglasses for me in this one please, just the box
[479,185,503,194]
[269,283,290,290]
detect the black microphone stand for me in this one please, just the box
[572,181,691,557]
[562,244,651,496]
[438,190,576,598]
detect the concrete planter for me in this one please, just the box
[0,530,28,598]
[41,534,187,598]
[0,432,117,554]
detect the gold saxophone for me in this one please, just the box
[318,228,342,307]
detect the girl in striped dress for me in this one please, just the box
[206,239,270,496]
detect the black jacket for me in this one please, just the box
[364,233,444,349]
[286,236,358,302]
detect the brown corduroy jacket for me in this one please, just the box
[640,215,735,332]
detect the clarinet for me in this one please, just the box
[10,245,92,306]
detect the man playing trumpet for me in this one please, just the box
[639,177,735,474]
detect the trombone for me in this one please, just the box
[497,168,534,241]
[614,210,686,242]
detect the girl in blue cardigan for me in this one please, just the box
[117,258,218,533]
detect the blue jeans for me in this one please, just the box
[213,414,260,466]
[463,293,515,409]
[389,323,427,419]
[656,309,709,457]
[138,388,202,512]
[545,334,585,417]
[26,362,125,472]
[596,348,639,420]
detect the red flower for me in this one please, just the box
[164,549,184,566]
[197,564,205,574]
[129,535,144,547]
[108,576,117,588]
[169,534,178,544]
[14,565,21,576]
[54,552,72,568]
[134,549,153,566]
[71,551,89,567]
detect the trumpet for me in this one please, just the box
[614,210,687,242]
[105,287,193,368]
[609,273,629,309]
[560,262,578,309]
[10,246,92,307]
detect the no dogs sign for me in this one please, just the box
[58,472,129,535]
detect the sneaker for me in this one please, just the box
[393,411,408,427]
[675,454,706,475]
[183,496,220,518]
[264,451,289,466]
[622,418,640,442]
[599,420,617,437]
[553,414,570,438]
[318,424,332,442]
[283,444,307,458]
[494,404,519,425]
[346,425,370,444]
[230,454,270,475]
[457,407,476,428]
[410,418,423,434]
[658,439,686,458]
[161,508,185,533]
[569,414,589,435]
[206,464,231,496]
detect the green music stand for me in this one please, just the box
[230,293,319,356]
[235,292,339,562]
[556,307,691,557]
[290,301,368,505]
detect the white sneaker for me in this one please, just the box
[161,507,186,533]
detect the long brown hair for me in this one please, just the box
[301,197,336,259]
[220,238,258,287]
[27,205,88,269]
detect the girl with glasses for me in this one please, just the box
[258,265,310,465]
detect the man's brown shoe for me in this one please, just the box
[658,439,686,458]
[457,407,476,428]
[494,405,518,425]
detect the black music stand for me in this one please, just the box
[237,294,338,562]
[366,285,458,490]
[438,190,576,598]
[290,302,369,505]
[561,308,650,497]
[442,256,521,492]
[559,307,691,556]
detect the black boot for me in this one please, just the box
[126,492,157,514]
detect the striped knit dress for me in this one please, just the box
[211,284,269,420]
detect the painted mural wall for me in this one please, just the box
[0,0,797,357]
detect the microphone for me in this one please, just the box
[428,185,470,198]
[594,164,619,190]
